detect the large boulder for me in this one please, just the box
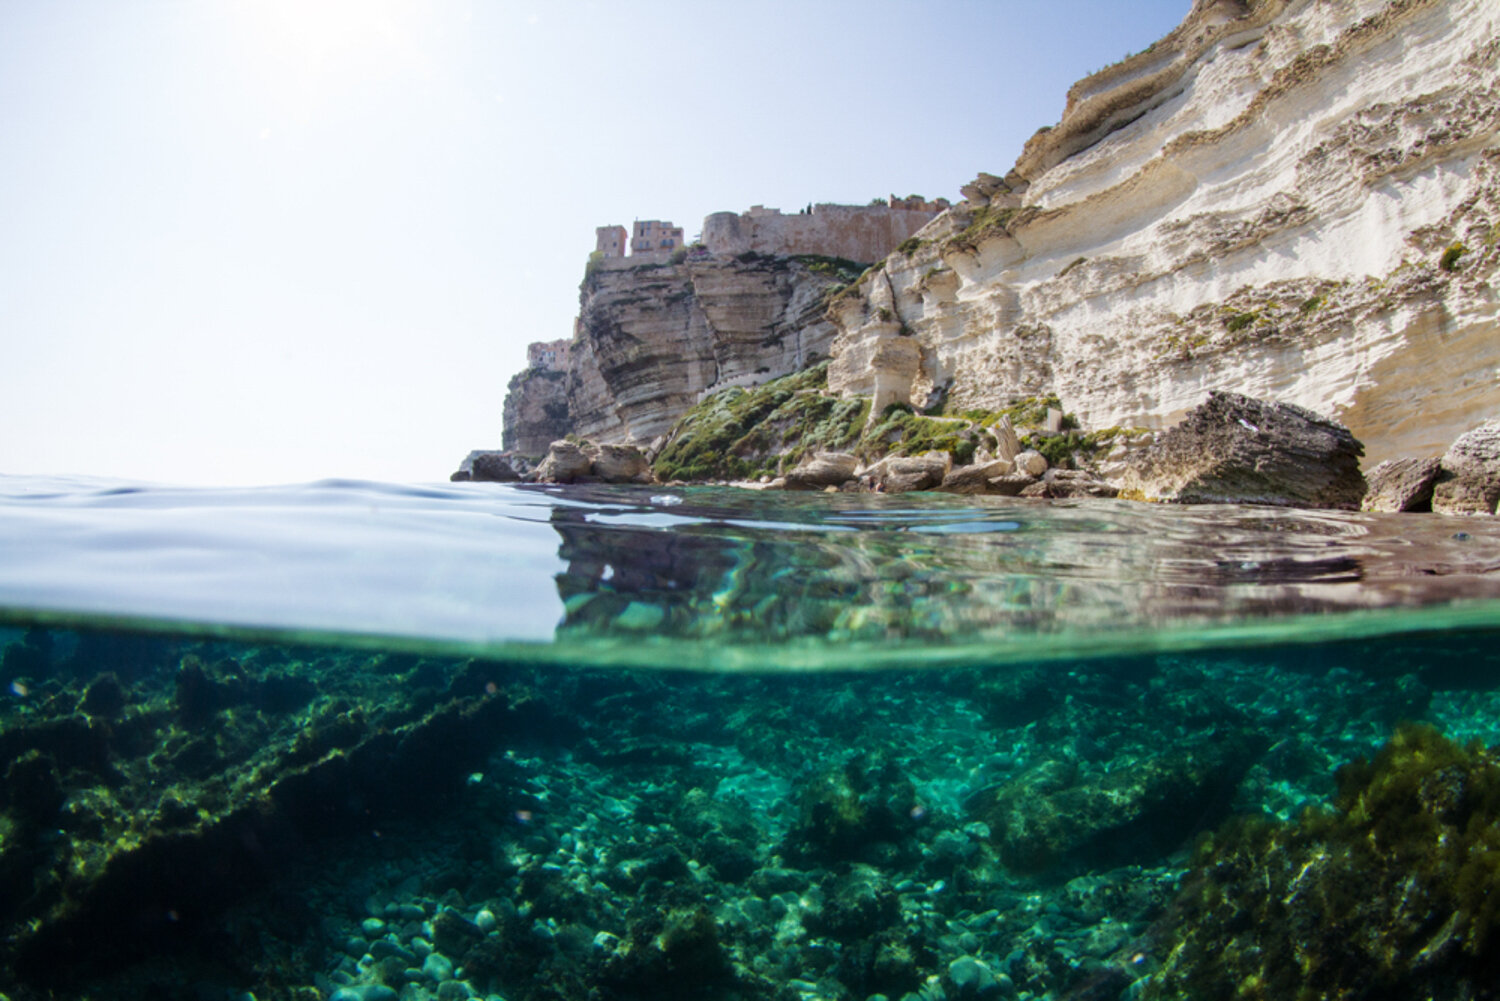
[451,449,530,483]
[1118,392,1366,509]
[973,734,1260,874]
[533,440,594,484]
[592,443,653,484]
[784,452,858,491]
[1432,421,1500,515]
[1362,456,1441,513]
[1037,469,1118,499]
[868,454,949,494]
[938,458,1015,494]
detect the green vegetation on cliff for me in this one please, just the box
[652,364,868,482]
[654,373,1125,481]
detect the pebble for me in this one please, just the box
[949,955,1006,998]
[436,981,474,1001]
[474,908,498,933]
[328,986,398,1001]
[423,952,455,982]
[360,917,385,937]
[410,936,434,959]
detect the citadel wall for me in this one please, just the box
[702,200,947,264]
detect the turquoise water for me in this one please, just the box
[2,475,1500,1000]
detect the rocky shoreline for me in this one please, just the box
[458,389,1500,517]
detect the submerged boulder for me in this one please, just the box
[1433,420,1500,515]
[973,733,1260,874]
[1118,392,1366,509]
[1362,456,1441,512]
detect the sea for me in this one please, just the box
[2,473,1499,1001]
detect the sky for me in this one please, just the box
[0,0,1188,486]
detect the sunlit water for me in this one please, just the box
[2,474,1499,1000]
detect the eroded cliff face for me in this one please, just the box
[501,367,570,456]
[829,0,1500,465]
[561,252,847,445]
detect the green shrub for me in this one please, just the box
[1225,311,1258,333]
[1441,243,1468,272]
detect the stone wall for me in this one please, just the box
[702,202,944,264]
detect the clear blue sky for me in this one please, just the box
[0,0,1187,485]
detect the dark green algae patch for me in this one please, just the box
[1142,723,1500,1001]
[4,625,1500,999]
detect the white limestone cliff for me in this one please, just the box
[827,0,1500,465]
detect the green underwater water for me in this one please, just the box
[2,477,1500,1000]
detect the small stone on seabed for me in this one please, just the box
[474,908,498,933]
[422,951,455,981]
[328,986,398,1001]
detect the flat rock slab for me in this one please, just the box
[1118,392,1366,509]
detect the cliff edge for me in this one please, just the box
[827,0,1499,466]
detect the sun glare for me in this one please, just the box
[234,0,423,115]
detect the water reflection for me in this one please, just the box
[543,486,1500,652]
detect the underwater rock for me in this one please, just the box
[1118,392,1367,508]
[805,865,900,941]
[0,653,552,991]
[785,754,924,865]
[2,749,65,826]
[77,672,127,718]
[1362,455,1442,512]
[1143,724,1500,1000]
[1433,420,1500,515]
[783,451,858,490]
[974,734,1260,874]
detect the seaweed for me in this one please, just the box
[1144,724,1500,1000]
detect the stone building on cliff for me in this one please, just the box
[701,199,947,263]
[594,226,627,259]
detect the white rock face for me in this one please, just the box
[827,0,1500,466]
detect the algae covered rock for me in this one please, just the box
[1143,724,1500,1000]
[1119,392,1366,508]
[973,733,1260,874]
[785,754,923,864]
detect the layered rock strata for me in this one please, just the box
[1118,392,1367,508]
[827,0,1500,466]
[508,253,851,453]
[502,366,570,455]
